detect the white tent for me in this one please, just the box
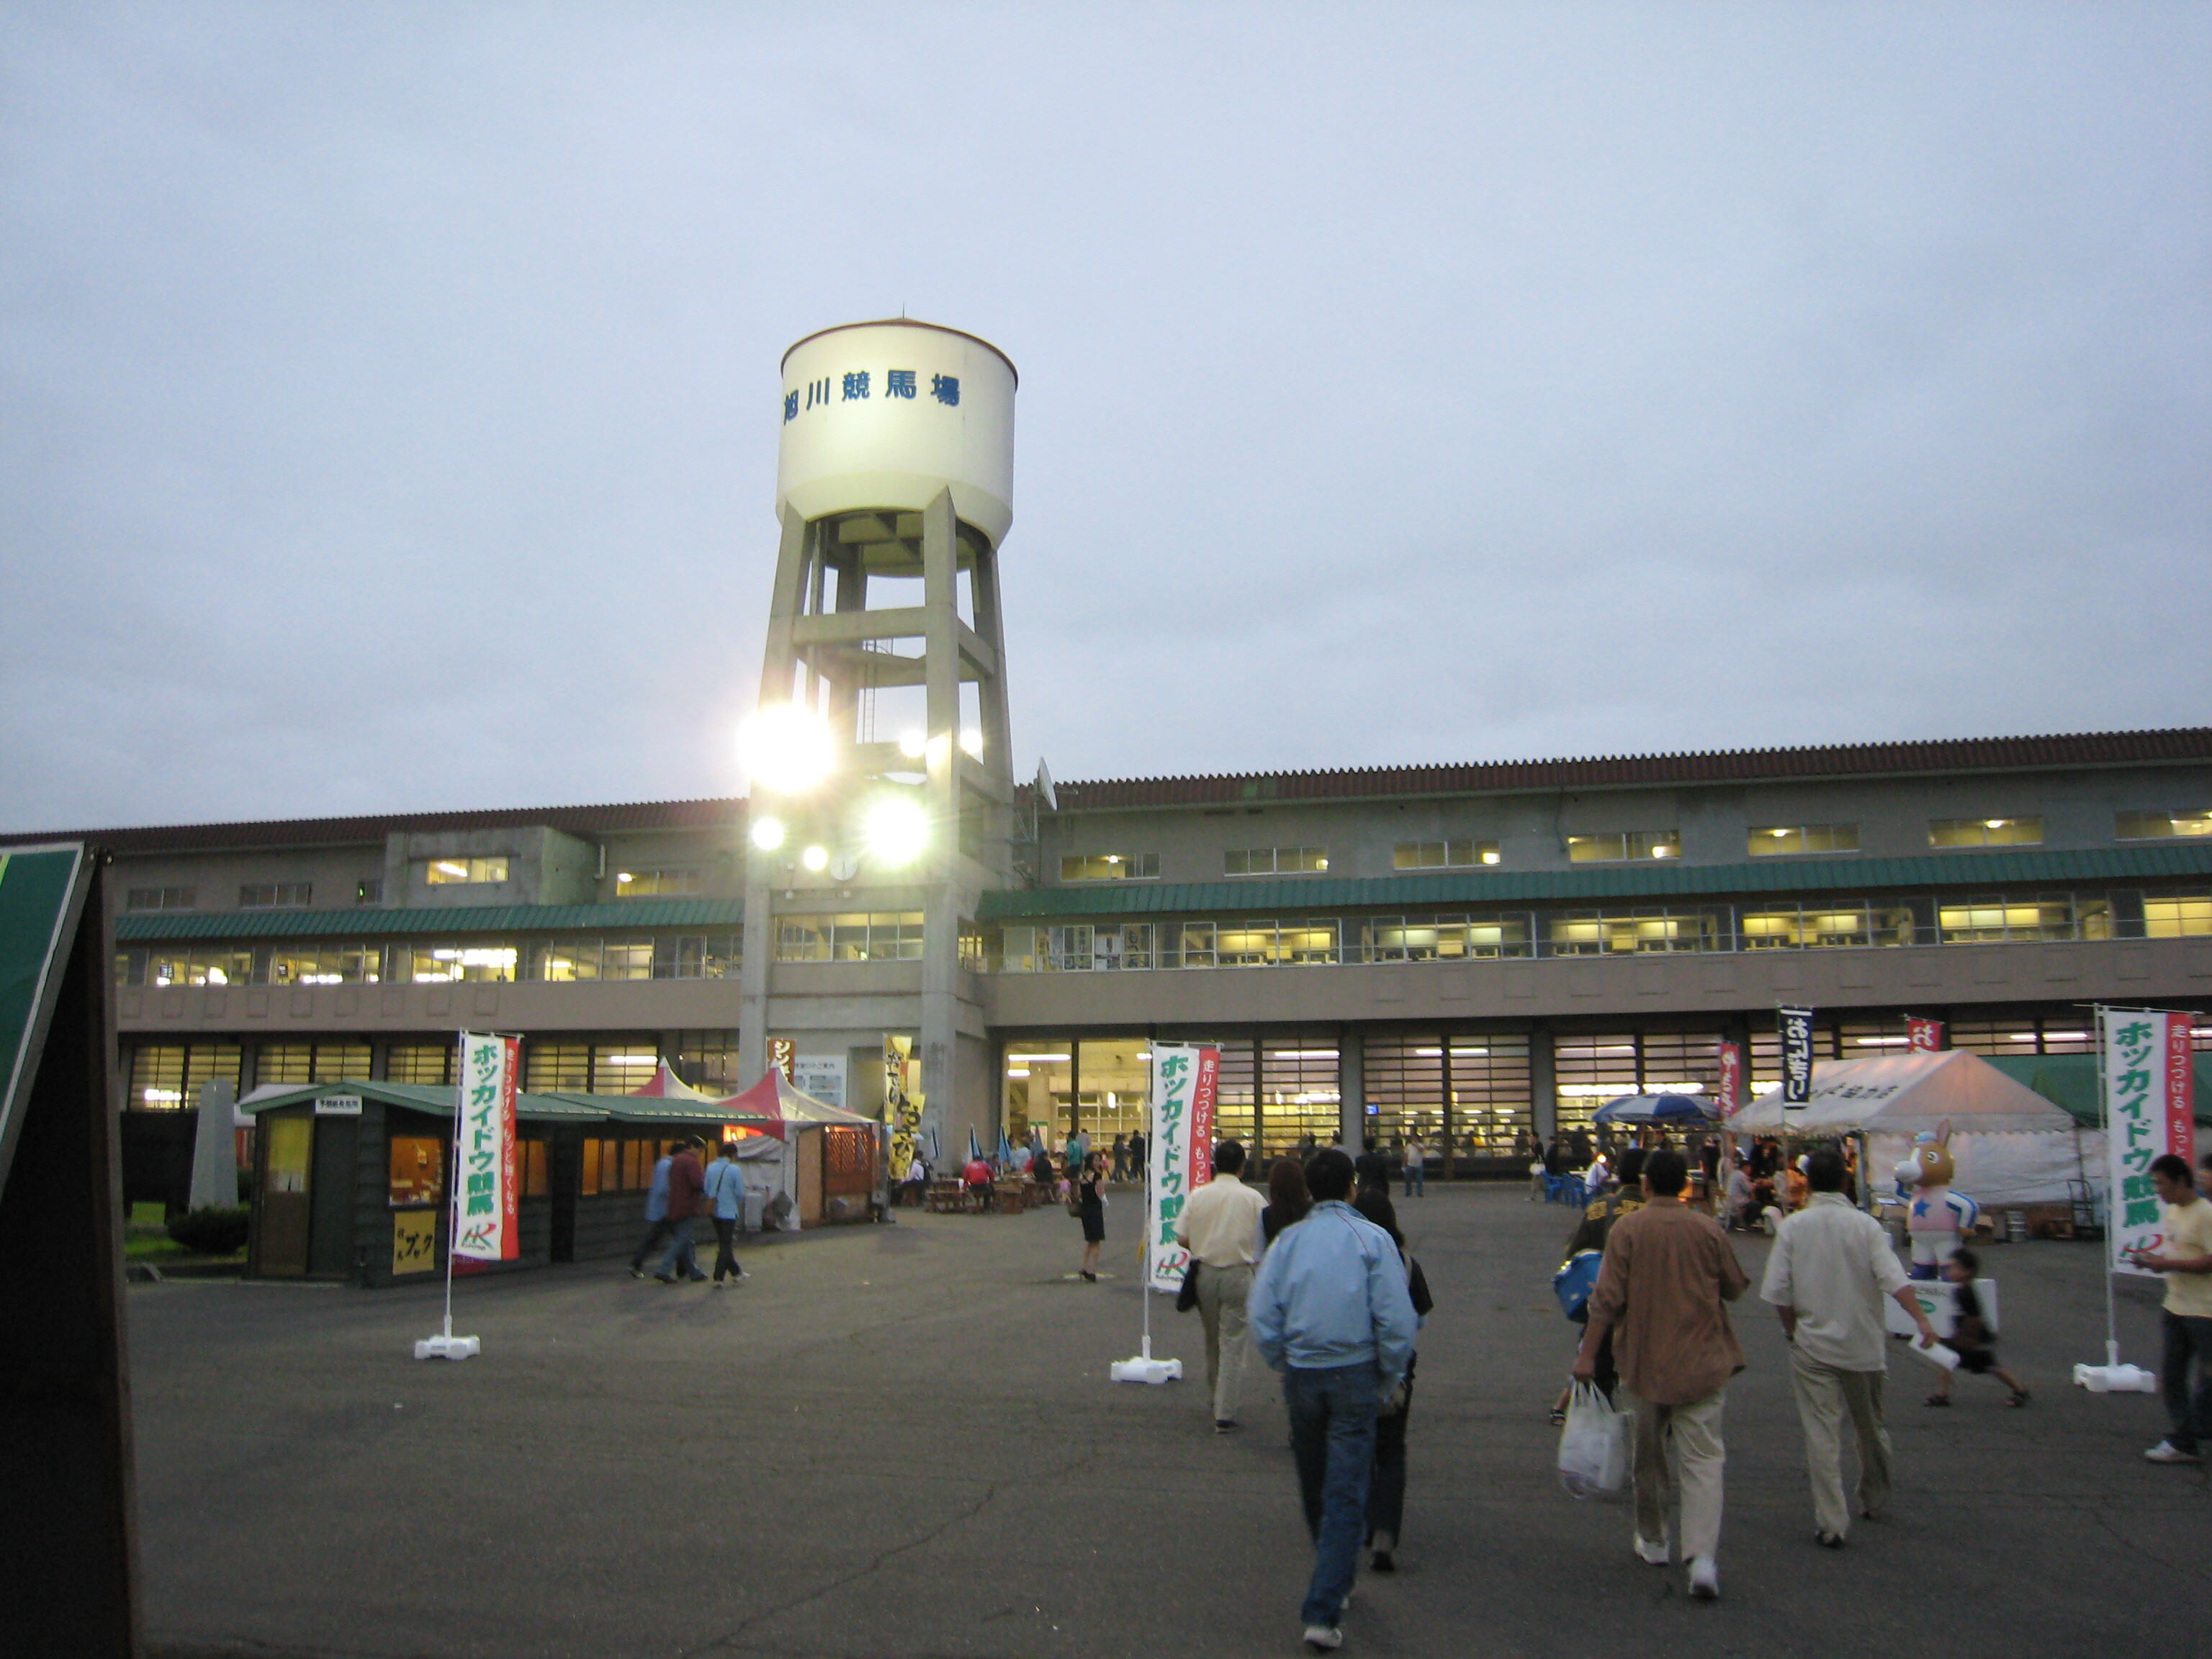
[1734,1050,2094,1207]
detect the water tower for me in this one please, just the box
[737,320,1018,1157]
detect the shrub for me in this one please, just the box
[167,1205,250,1256]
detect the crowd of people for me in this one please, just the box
[1151,1132,2212,1653]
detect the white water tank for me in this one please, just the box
[776,320,1017,547]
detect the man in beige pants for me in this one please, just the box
[1575,1149,1748,1601]
[1760,1148,1939,1546]
[1177,1139,1269,1431]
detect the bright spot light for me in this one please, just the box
[750,817,786,851]
[801,844,830,872]
[897,729,927,759]
[960,727,984,758]
[1984,819,2005,830]
[864,796,930,866]
[616,871,634,884]
[742,703,835,793]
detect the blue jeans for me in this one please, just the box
[1283,1362,1382,1627]
[2162,1311,2212,1452]
[1403,1166,1424,1197]
[657,1217,698,1279]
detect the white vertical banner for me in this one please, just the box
[1146,1043,1218,1292]
[2101,1009,2198,1276]
[452,1033,519,1262]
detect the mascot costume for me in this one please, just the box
[1897,1121,1978,1280]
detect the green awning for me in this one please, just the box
[238,1079,607,1122]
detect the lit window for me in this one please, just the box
[2117,810,2212,842]
[1393,840,1501,870]
[1546,908,1720,954]
[2144,894,2212,938]
[356,878,383,904]
[1224,846,1329,876]
[423,857,510,886]
[1928,819,2042,849]
[1061,853,1160,881]
[1565,831,1679,863]
[238,882,313,909]
[1748,824,1859,857]
[125,886,195,912]
[1937,894,2078,943]
[614,868,701,897]
[405,944,518,983]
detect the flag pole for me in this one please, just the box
[413,1030,483,1360]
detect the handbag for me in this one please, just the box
[1176,1259,1201,1312]
[1407,1255,1434,1318]
[1556,1380,1632,1500]
[1552,1250,1602,1319]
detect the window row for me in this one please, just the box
[989,891,2212,971]
[115,935,742,989]
[123,1035,742,1109]
[773,913,926,963]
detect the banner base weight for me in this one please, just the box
[1110,1355,1181,1385]
[414,1334,480,1361]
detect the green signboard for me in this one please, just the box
[0,843,89,1185]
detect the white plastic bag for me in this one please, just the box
[1556,1380,1632,1500]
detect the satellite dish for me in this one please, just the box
[829,853,862,882]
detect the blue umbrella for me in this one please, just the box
[997,1132,1015,1167]
[1593,1092,1720,1126]
[967,1125,984,1163]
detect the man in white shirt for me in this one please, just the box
[1760,1149,1939,1547]
[1176,1139,1269,1432]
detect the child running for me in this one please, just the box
[1925,1249,2029,1408]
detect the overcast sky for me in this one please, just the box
[4,3,2206,832]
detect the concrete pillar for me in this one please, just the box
[1529,1021,1557,1142]
[1338,1028,1365,1150]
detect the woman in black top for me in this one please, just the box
[1261,1156,1312,1244]
[1076,1152,1107,1281]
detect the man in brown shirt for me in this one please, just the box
[1573,1148,1748,1601]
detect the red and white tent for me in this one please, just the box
[625,1061,723,1102]
[717,1071,881,1142]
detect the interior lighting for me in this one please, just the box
[616,872,634,884]
[145,1089,183,1104]
[864,796,930,866]
[1480,850,1500,864]
[741,703,836,793]
[801,844,830,873]
[1010,1053,1071,1063]
[1651,845,1675,858]
[1985,819,2006,830]
[897,729,927,759]
[1771,828,1791,838]
[750,817,786,852]
[1005,1067,1031,1079]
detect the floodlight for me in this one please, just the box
[801,844,830,872]
[750,816,786,851]
[897,729,927,759]
[960,727,984,758]
[864,796,930,866]
[741,703,835,793]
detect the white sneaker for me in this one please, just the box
[1688,1557,1719,1601]
[1302,1625,1344,1651]
[2144,1440,2203,1464]
[1634,1533,1670,1565]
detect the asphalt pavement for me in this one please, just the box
[130,1182,2206,1659]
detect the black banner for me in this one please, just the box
[1779,1006,1815,1107]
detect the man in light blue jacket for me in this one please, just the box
[626,1146,678,1278]
[1249,1148,1420,1653]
